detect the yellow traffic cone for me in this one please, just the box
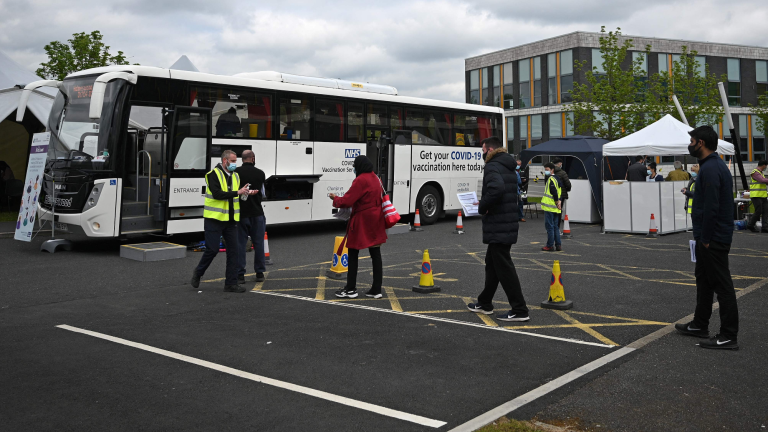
[540,260,573,310]
[326,236,349,280]
[412,249,440,293]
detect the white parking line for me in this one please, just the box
[252,291,615,349]
[56,324,446,429]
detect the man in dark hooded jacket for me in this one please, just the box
[467,137,530,322]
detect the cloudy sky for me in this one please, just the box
[1,0,767,102]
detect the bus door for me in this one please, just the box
[165,106,212,235]
[389,130,413,213]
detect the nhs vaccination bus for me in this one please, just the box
[17,66,503,237]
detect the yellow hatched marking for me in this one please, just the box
[251,272,268,291]
[384,287,403,312]
[315,268,326,300]
[596,264,642,280]
[461,296,498,327]
[552,310,619,346]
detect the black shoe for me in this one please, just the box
[224,285,246,293]
[335,288,358,298]
[698,334,738,350]
[365,289,383,299]
[467,303,493,315]
[674,322,709,338]
[747,225,758,232]
[256,272,265,282]
[556,245,562,251]
[237,274,246,285]
[190,271,201,288]
[496,310,531,322]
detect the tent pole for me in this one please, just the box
[718,82,749,191]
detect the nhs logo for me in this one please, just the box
[345,149,361,159]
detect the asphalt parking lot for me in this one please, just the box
[1,215,767,431]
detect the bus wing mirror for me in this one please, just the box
[16,80,62,122]
[89,72,138,120]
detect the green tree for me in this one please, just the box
[751,93,768,139]
[567,27,648,140]
[36,31,135,80]
[644,46,726,128]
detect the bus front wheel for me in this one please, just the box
[416,185,441,225]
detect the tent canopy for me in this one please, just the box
[603,114,735,156]
[0,50,55,125]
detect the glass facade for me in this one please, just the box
[592,49,605,74]
[503,62,514,109]
[533,56,542,107]
[753,115,766,161]
[560,50,573,103]
[519,58,531,108]
[565,112,574,136]
[482,67,490,106]
[658,53,668,74]
[727,58,741,106]
[531,115,542,139]
[547,54,557,105]
[548,113,561,138]
[756,60,767,100]
[493,65,501,107]
[469,69,479,105]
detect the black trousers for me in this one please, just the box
[477,243,529,314]
[346,247,383,293]
[693,240,739,340]
[195,218,239,286]
[748,197,768,228]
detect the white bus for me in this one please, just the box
[18,66,503,237]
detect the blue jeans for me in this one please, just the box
[518,196,524,219]
[195,218,239,286]
[238,215,266,275]
[545,211,561,247]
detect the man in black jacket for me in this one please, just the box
[467,137,529,322]
[235,150,267,284]
[675,126,738,350]
[626,155,648,181]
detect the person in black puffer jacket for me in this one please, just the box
[466,136,529,322]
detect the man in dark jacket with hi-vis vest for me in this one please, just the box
[190,150,253,293]
[675,126,739,350]
[467,137,530,322]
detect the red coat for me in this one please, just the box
[332,172,388,250]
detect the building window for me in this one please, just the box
[482,67,490,106]
[531,115,542,139]
[753,115,766,161]
[549,113,562,138]
[493,65,501,108]
[756,60,768,99]
[658,53,668,74]
[565,112,574,136]
[533,56,542,107]
[503,62,514,109]
[672,54,706,76]
[547,54,557,105]
[737,114,749,156]
[727,58,741,106]
[520,115,528,148]
[633,52,648,100]
[506,116,515,152]
[519,59,530,108]
[561,50,573,103]
[592,49,605,74]
[469,69,479,104]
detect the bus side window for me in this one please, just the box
[347,102,364,143]
[315,99,345,142]
[279,96,312,141]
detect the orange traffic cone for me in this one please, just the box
[410,209,423,232]
[264,232,274,264]
[562,214,572,239]
[646,214,658,238]
[454,211,464,234]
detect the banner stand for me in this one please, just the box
[41,170,72,253]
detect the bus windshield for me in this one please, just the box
[47,76,129,171]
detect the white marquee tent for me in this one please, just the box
[603,114,735,156]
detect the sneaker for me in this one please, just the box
[365,289,383,299]
[698,334,739,350]
[237,274,245,285]
[541,246,555,251]
[555,245,562,251]
[255,272,265,282]
[190,271,201,288]
[747,225,758,232]
[224,285,246,293]
[674,322,709,338]
[467,303,493,315]
[520,218,526,222]
[497,311,530,322]
[335,288,358,298]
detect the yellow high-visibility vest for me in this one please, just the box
[203,167,240,222]
[687,182,695,214]
[750,169,767,198]
[541,175,562,214]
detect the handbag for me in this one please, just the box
[333,207,352,221]
[378,177,400,229]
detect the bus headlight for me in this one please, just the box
[83,182,105,212]
[93,222,100,230]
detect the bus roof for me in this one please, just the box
[68,65,504,114]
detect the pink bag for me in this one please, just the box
[378,177,400,229]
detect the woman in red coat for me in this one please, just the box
[328,155,387,299]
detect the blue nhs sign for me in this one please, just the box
[345,149,361,159]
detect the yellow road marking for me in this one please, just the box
[315,268,326,300]
[596,264,642,280]
[251,272,268,291]
[552,310,619,346]
[384,287,403,312]
[461,296,498,327]
[505,322,668,330]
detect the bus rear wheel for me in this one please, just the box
[416,185,441,225]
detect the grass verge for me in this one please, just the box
[0,211,18,222]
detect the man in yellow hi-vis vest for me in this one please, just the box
[541,162,563,252]
[191,150,253,292]
[747,160,768,233]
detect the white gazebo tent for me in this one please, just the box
[602,114,734,235]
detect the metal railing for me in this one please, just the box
[136,150,152,215]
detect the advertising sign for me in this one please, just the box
[14,132,50,242]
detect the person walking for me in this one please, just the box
[665,160,691,181]
[681,164,699,214]
[746,160,768,233]
[466,137,529,322]
[329,155,387,299]
[552,157,571,229]
[235,150,267,284]
[675,126,738,350]
[516,159,526,222]
[541,163,562,252]
[190,150,253,293]
[626,155,648,181]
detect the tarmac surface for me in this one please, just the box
[1,214,766,431]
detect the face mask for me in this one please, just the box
[516,165,520,170]
[227,163,237,171]
[688,142,701,158]
[691,172,698,178]
[544,171,551,177]
[353,168,357,175]
[647,170,652,175]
